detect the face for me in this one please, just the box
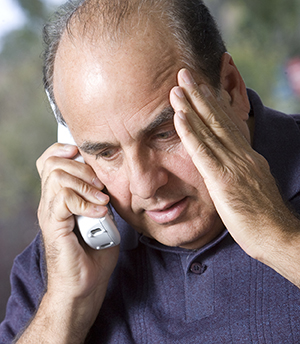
[53,23,246,249]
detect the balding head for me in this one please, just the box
[43,0,226,124]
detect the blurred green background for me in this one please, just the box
[0,0,299,321]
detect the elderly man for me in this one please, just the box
[1,0,300,342]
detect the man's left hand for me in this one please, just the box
[170,68,300,287]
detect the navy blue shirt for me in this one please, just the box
[1,90,300,343]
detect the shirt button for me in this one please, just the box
[190,262,206,275]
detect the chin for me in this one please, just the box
[144,216,224,250]
[144,226,211,250]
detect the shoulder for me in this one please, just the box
[291,113,300,128]
[0,232,46,343]
[248,89,300,212]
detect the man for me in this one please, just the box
[1,0,300,342]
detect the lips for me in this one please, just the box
[145,197,188,224]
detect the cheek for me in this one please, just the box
[170,150,215,207]
[170,147,207,189]
[90,163,132,209]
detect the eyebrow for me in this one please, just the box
[141,106,175,135]
[79,106,175,155]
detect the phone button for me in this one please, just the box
[96,241,114,250]
[89,227,105,238]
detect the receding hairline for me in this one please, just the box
[56,0,210,94]
[44,0,226,124]
[52,0,209,100]
[53,3,188,89]
[63,0,170,48]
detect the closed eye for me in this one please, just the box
[155,129,177,140]
[95,147,120,160]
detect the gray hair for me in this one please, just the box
[43,0,226,124]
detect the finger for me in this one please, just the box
[45,168,109,206]
[36,143,78,177]
[39,183,109,233]
[40,187,108,253]
[37,143,104,191]
[175,69,251,153]
[51,187,108,224]
[173,110,223,181]
[170,85,232,166]
[41,155,104,190]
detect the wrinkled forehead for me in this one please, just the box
[53,18,183,135]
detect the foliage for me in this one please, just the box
[210,0,300,112]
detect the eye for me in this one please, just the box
[155,129,177,140]
[95,148,120,160]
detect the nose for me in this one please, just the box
[126,150,168,199]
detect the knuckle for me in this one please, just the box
[202,125,215,139]
[39,156,60,182]
[64,188,89,215]
[193,140,209,157]
[36,145,59,173]
[79,181,93,196]
[44,155,59,171]
[206,110,217,126]
[59,186,72,199]
[190,87,202,100]
[76,163,91,178]
[47,168,65,185]
[77,198,89,213]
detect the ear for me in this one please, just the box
[220,52,250,120]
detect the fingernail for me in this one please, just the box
[93,205,104,214]
[95,191,109,203]
[176,111,186,120]
[181,69,195,85]
[93,177,103,189]
[62,144,75,151]
[174,86,185,98]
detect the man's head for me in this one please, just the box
[43,0,226,124]
[44,0,250,249]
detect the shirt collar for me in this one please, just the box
[139,229,229,256]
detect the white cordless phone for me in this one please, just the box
[57,123,121,250]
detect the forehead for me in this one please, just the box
[53,20,183,142]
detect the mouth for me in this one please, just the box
[145,197,188,225]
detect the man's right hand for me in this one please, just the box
[17,143,119,344]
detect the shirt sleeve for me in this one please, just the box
[0,232,47,343]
